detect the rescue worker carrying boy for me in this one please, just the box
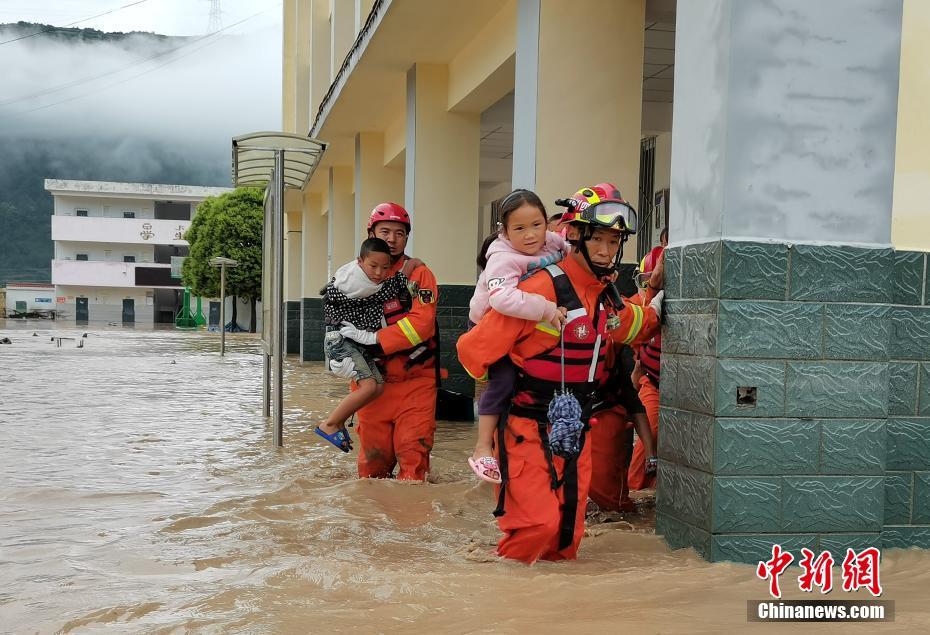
[456,184,663,564]
[333,203,440,481]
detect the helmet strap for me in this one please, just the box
[569,226,629,279]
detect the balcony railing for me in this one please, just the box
[52,260,181,288]
[52,216,191,245]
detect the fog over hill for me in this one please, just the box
[0,21,281,285]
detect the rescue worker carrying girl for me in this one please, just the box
[456,184,663,564]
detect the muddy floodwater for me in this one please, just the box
[1,322,929,634]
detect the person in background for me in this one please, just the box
[627,245,664,491]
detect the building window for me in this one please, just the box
[76,209,88,217]
[123,256,136,263]
[76,254,88,261]
[123,210,135,219]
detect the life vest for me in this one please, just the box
[640,333,661,387]
[380,282,437,370]
[381,292,409,326]
[510,264,608,422]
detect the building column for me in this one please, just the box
[310,0,331,117]
[354,0,375,35]
[892,0,930,251]
[284,204,303,355]
[331,0,354,80]
[294,0,312,133]
[328,166,355,280]
[512,0,644,260]
[405,63,480,284]
[658,0,914,563]
[282,0,296,131]
[405,63,480,397]
[355,132,404,241]
[301,191,327,361]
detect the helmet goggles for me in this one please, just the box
[577,200,638,234]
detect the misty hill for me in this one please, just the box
[0,21,276,286]
[1,21,182,46]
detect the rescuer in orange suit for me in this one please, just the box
[332,203,439,481]
[627,246,664,491]
[589,248,665,509]
[456,184,663,564]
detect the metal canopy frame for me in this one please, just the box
[232,132,327,189]
[231,132,327,447]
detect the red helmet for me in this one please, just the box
[558,183,637,233]
[367,202,411,233]
[636,245,664,289]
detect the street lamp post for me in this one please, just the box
[209,256,239,356]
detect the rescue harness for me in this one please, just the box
[493,263,610,551]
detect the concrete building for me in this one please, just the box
[281,0,930,560]
[46,180,232,326]
[4,282,55,317]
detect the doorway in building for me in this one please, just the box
[637,136,657,263]
[122,299,135,324]
[76,297,89,323]
[479,92,515,250]
[154,288,181,324]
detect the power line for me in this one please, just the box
[0,8,275,116]
[0,0,152,46]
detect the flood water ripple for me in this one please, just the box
[1,321,928,634]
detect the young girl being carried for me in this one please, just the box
[467,189,568,483]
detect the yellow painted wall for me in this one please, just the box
[301,192,328,297]
[282,0,296,131]
[329,166,356,272]
[892,0,930,250]
[408,64,480,285]
[356,132,404,241]
[447,0,516,113]
[534,0,645,262]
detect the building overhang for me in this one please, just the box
[309,0,515,171]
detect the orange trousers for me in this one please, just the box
[355,375,437,480]
[628,376,659,491]
[496,414,593,564]
[588,406,633,512]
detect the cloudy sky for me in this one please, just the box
[0,0,283,179]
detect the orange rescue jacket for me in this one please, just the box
[374,256,439,382]
[457,255,659,382]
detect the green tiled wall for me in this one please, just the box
[657,241,930,563]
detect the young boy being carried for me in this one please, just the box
[314,237,419,452]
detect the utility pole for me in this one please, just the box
[206,0,222,33]
[210,256,238,355]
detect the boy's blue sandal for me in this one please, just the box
[314,427,353,452]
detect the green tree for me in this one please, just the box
[182,187,264,332]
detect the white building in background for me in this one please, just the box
[46,180,232,326]
[4,282,55,316]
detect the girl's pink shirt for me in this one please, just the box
[468,230,567,324]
